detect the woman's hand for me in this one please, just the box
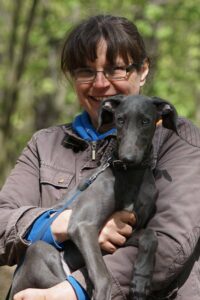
[50,209,136,251]
[98,211,136,253]
[51,210,72,243]
[13,281,77,300]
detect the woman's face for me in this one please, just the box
[73,39,149,128]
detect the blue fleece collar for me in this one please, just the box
[72,111,116,141]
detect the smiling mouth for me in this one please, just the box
[88,95,116,102]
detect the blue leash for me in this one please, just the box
[33,158,112,242]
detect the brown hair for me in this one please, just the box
[61,15,149,76]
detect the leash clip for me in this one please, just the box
[78,157,112,191]
[88,159,111,183]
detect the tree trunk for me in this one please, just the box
[1,0,40,138]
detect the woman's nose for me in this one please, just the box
[92,71,110,88]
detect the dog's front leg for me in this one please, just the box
[134,169,158,229]
[130,229,158,300]
[68,222,112,300]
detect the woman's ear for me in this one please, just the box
[139,59,149,87]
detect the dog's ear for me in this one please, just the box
[98,95,124,129]
[152,97,178,133]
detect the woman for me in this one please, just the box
[1,15,200,300]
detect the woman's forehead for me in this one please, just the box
[91,39,130,65]
[83,38,131,66]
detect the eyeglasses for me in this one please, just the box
[73,63,141,83]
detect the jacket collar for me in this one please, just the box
[61,122,161,170]
[62,123,117,153]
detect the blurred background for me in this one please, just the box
[0,0,199,298]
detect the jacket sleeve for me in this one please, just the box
[148,119,200,290]
[72,118,200,298]
[0,132,49,266]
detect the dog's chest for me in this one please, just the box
[113,167,145,211]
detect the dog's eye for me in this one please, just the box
[116,117,124,125]
[142,118,150,126]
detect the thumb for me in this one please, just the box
[117,210,136,226]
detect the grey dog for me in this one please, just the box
[8,95,178,300]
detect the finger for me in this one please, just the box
[108,231,127,246]
[117,223,133,237]
[99,216,133,240]
[99,230,126,247]
[116,211,136,226]
[99,240,117,253]
[128,211,137,226]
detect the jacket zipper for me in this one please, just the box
[91,141,97,161]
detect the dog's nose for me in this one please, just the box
[121,156,134,162]
[120,155,138,164]
[119,152,143,165]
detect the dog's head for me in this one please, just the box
[98,94,178,164]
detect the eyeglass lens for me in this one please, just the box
[74,64,137,82]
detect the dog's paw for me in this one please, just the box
[130,274,151,300]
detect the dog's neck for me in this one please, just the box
[111,146,154,212]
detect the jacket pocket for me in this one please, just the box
[40,164,75,206]
[40,165,74,187]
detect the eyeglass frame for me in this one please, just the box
[72,63,142,83]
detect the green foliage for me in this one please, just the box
[0,0,200,187]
